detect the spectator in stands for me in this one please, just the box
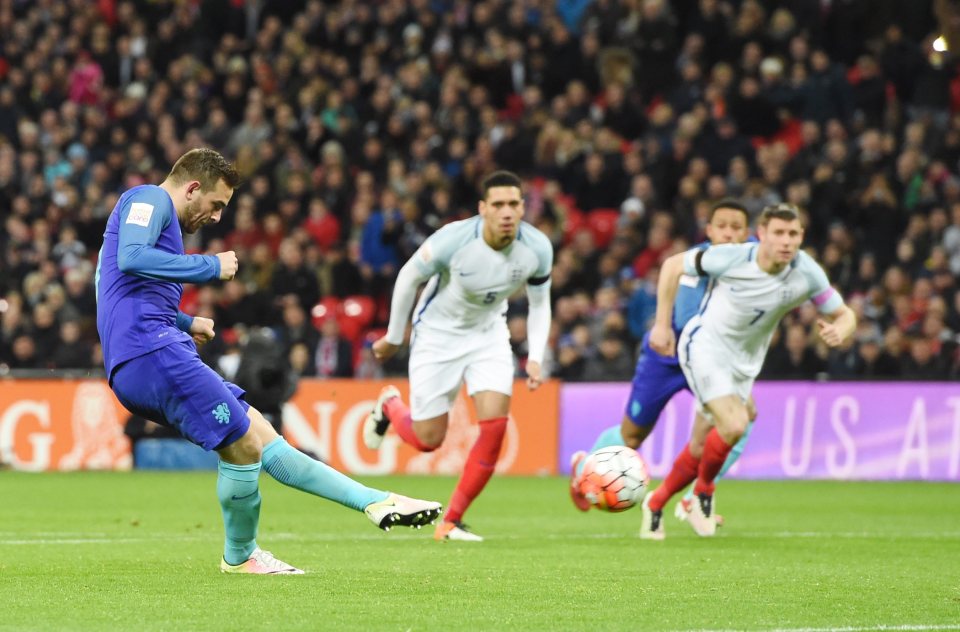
[314,317,354,379]
[51,320,92,369]
[763,323,826,379]
[270,238,320,312]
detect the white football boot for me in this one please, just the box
[364,493,442,531]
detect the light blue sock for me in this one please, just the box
[576,425,625,477]
[261,437,389,512]
[683,422,755,502]
[217,460,261,565]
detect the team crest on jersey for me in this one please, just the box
[510,266,524,283]
[778,286,796,304]
[212,402,231,424]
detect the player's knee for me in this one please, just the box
[717,416,748,445]
[688,439,705,459]
[218,430,263,464]
[413,423,446,449]
[621,423,650,450]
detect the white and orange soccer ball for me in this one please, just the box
[578,446,650,512]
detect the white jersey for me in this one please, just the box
[680,243,843,377]
[409,216,553,335]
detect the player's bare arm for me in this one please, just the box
[650,251,685,356]
[816,304,857,347]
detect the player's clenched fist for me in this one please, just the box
[216,251,238,280]
[189,316,216,346]
[649,322,676,357]
[372,337,400,362]
[816,318,844,347]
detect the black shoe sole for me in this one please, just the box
[376,505,443,531]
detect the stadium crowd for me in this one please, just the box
[0,0,958,382]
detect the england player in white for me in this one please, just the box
[641,203,856,539]
[363,171,553,542]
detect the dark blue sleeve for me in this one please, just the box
[176,311,194,332]
[116,198,221,283]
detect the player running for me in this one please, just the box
[569,200,756,525]
[640,203,856,540]
[96,148,441,574]
[363,170,553,542]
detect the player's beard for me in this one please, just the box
[183,200,204,233]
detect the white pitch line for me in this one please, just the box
[3,530,960,545]
[682,626,960,632]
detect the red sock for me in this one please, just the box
[648,443,700,512]
[693,429,734,497]
[385,397,436,453]
[445,417,507,524]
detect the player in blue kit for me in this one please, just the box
[96,148,441,574]
[569,200,755,524]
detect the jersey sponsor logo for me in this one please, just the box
[212,402,231,424]
[125,202,155,227]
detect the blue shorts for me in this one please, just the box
[624,335,690,429]
[111,340,251,451]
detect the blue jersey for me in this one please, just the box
[96,185,221,379]
[672,241,712,334]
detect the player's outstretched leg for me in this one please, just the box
[568,450,591,512]
[260,436,442,530]
[216,460,302,574]
[434,416,508,542]
[364,385,436,452]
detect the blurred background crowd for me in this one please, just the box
[1,0,959,384]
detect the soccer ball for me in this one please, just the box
[578,446,650,512]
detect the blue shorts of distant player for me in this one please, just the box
[111,340,251,451]
[624,334,690,429]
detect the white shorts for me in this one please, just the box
[678,328,755,417]
[408,325,514,420]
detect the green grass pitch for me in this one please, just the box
[2,472,959,631]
